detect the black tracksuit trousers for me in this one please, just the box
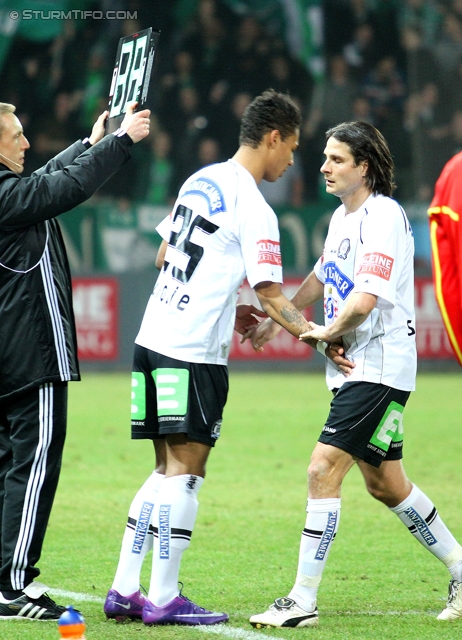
[0,382,67,591]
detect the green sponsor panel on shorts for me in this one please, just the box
[131,372,146,420]
[152,368,189,416]
[369,401,404,452]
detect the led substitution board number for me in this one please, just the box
[106,27,160,133]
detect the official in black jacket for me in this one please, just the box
[0,101,150,619]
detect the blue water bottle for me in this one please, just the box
[57,605,86,639]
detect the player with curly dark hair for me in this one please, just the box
[104,91,351,627]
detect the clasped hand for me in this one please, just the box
[242,317,355,375]
[300,321,355,375]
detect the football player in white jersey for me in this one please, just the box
[104,90,353,626]
[248,121,462,627]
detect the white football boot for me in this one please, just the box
[250,597,318,628]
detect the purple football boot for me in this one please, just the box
[142,594,229,625]
[104,589,146,622]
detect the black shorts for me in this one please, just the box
[130,344,229,447]
[318,381,411,468]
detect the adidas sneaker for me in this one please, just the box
[0,582,68,620]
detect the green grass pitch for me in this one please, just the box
[1,371,461,639]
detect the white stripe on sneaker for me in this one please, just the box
[18,603,47,619]
[174,613,224,618]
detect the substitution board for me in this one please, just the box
[106,27,160,133]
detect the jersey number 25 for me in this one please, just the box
[165,205,219,283]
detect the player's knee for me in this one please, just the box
[365,478,390,503]
[308,456,334,485]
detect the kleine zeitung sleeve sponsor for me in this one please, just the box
[357,252,394,281]
[257,239,282,266]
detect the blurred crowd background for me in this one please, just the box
[1,0,460,271]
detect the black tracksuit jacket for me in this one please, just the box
[0,133,132,401]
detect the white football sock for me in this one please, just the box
[112,471,165,596]
[288,498,341,612]
[149,474,203,607]
[390,484,462,581]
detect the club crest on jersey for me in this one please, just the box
[257,239,282,266]
[324,261,354,300]
[337,238,350,259]
[182,177,226,215]
[325,295,338,321]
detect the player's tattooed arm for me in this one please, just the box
[280,305,304,327]
[242,272,325,351]
[254,282,310,339]
[251,281,355,373]
[280,305,317,347]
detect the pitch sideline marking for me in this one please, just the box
[193,626,281,640]
[49,588,105,603]
[49,590,442,616]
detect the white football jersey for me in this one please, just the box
[136,159,283,364]
[314,193,417,391]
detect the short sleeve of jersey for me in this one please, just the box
[314,208,341,284]
[354,203,405,310]
[313,255,324,282]
[237,194,283,288]
[155,214,172,241]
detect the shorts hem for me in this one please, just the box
[131,432,165,440]
[131,430,216,447]
[318,435,402,468]
[158,428,217,447]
